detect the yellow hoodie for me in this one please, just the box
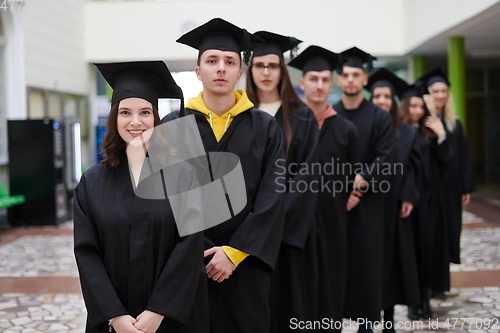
[186,89,252,267]
[186,89,254,142]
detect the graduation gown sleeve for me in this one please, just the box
[280,107,319,249]
[74,171,129,330]
[347,119,359,185]
[359,109,394,189]
[145,168,205,325]
[399,129,420,206]
[430,136,453,168]
[226,117,286,270]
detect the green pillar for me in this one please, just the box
[413,55,427,80]
[448,36,466,132]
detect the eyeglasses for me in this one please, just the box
[252,63,280,71]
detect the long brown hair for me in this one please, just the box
[101,102,167,167]
[370,94,399,132]
[399,97,434,138]
[246,55,304,156]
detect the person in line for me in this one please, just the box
[74,60,208,333]
[399,81,452,319]
[289,45,358,332]
[245,31,320,332]
[367,68,420,330]
[164,18,285,333]
[420,67,476,299]
[334,47,394,333]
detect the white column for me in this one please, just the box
[3,9,27,120]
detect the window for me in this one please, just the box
[28,90,46,119]
[96,69,108,96]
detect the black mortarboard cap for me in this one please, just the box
[287,45,342,74]
[365,68,407,98]
[252,31,302,59]
[399,82,425,100]
[418,66,450,89]
[176,18,262,66]
[94,60,183,110]
[338,46,377,73]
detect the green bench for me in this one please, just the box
[0,184,25,209]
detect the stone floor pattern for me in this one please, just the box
[0,200,499,332]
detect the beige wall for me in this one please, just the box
[23,0,87,95]
[84,0,406,65]
[85,0,500,66]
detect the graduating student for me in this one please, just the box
[288,45,358,331]
[420,68,476,296]
[367,69,421,330]
[399,82,452,319]
[74,61,208,333]
[245,31,320,331]
[333,47,394,332]
[163,18,285,333]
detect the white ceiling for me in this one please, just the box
[408,1,500,57]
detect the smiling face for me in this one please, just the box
[428,82,449,110]
[408,96,426,123]
[251,54,281,95]
[195,49,243,97]
[371,86,393,112]
[117,97,155,145]
[299,70,333,105]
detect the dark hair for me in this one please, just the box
[246,55,304,156]
[101,102,170,167]
[389,97,399,130]
[399,97,434,139]
[370,89,399,132]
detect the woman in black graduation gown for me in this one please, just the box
[246,31,320,332]
[420,67,476,295]
[400,83,452,320]
[74,61,208,333]
[367,69,421,331]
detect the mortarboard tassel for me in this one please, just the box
[289,37,301,60]
[242,29,252,66]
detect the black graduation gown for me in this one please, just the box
[164,107,285,333]
[74,155,208,333]
[315,114,358,330]
[410,130,453,296]
[442,118,476,265]
[334,99,394,322]
[269,105,320,332]
[382,123,420,309]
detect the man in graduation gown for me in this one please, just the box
[163,18,285,333]
[334,47,394,332]
[288,45,358,332]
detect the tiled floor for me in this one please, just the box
[1,193,500,332]
[0,293,86,332]
[341,288,500,333]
